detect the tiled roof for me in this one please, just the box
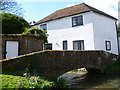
[35,3,117,25]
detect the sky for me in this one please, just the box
[17,0,119,22]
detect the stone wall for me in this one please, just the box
[0,34,44,59]
[1,50,118,80]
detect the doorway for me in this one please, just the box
[5,41,19,59]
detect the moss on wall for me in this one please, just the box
[104,56,120,75]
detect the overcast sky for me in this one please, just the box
[17,0,119,22]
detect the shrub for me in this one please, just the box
[1,12,29,34]
[23,27,48,43]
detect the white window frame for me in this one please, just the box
[72,15,83,27]
[73,40,84,50]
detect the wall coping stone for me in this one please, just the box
[0,50,118,62]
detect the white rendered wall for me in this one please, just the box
[45,12,95,50]
[34,12,93,30]
[92,12,118,55]
[47,23,94,50]
[34,11,118,55]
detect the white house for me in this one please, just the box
[33,3,119,55]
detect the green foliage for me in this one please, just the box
[117,23,120,36]
[104,60,120,75]
[1,13,48,42]
[23,27,48,43]
[1,12,29,34]
[23,27,46,34]
[1,74,54,88]
[55,77,69,88]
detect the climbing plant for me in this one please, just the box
[23,27,48,43]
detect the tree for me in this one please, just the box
[1,12,29,34]
[1,0,24,16]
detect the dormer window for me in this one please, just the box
[72,15,83,27]
[40,24,47,31]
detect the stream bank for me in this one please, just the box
[59,68,120,89]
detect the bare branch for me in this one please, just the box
[1,0,24,16]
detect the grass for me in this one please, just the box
[1,74,70,89]
[1,74,54,88]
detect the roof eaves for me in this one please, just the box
[92,10,117,20]
[34,10,91,25]
[33,3,117,26]
[84,3,117,20]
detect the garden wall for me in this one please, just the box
[0,34,44,59]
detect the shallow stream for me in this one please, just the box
[70,73,120,89]
[60,70,120,89]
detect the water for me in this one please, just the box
[60,72,120,89]
[70,73,120,89]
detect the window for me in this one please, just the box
[44,43,52,50]
[72,15,83,27]
[40,24,47,31]
[73,40,84,50]
[63,40,67,50]
[105,41,111,51]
